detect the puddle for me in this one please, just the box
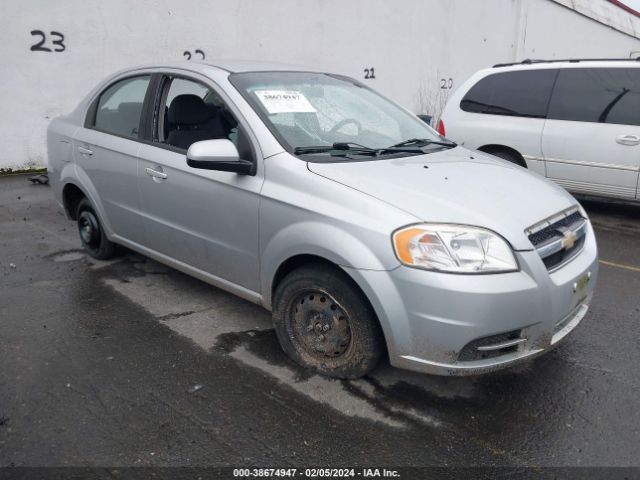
[230,345,404,428]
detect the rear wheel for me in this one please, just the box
[273,265,384,379]
[76,198,118,260]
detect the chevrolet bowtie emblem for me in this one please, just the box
[561,230,578,250]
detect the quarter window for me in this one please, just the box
[547,68,640,126]
[460,70,557,118]
[94,76,151,138]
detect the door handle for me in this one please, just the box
[145,167,168,180]
[615,134,640,146]
[77,146,93,156]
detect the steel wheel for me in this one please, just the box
[75,198,118,260]
[78,210,101,249]
[273,264,385,379]
[289,290,352,359]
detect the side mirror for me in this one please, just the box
[186,139,254,175]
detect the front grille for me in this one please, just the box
[528,211,583,247]
[542,235,585,270]
[526,209,587,271]
[458,329,523,362]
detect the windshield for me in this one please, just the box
[229,71,444,157]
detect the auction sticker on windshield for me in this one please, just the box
[254,90,317,114]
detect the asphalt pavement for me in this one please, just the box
[1,174,639,470]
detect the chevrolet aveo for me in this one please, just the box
[47,61,598,378]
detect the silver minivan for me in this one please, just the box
[47,61,598,378]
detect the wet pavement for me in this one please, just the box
[1,174,639,468]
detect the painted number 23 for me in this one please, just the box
[30,30,65,52]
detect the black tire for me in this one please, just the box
[486,149,525,167]
[76,198,118,260]
[272,264,385,379]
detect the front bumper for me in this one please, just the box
[346,221,598,376]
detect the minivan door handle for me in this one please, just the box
[77,146,93,156]
[615,134,640,146]
[145,167,168,180]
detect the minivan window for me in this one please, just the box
[94,76,151,138]
[547,68,640,126]
[460,70,557,118]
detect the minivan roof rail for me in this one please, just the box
[493,58,640,68]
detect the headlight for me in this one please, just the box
[392,224,518,273]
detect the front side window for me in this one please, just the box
[94,76,151,138]
[460,69,557,118]
[230,71,443,156]
[547,68,640,126]
[156,76,238,151]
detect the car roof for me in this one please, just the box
[123,60,324,76]
[202,59,319,73]
[490,58,640,71]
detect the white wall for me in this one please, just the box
[1,0,639,170]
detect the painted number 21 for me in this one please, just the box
[364,67,376,79]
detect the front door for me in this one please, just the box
[137,74,263,292]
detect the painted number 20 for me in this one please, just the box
[30,30,66,52]
[440,78,454,89]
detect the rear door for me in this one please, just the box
[542,67,640,199]
[72,74,152,243]
[136,73,263,292]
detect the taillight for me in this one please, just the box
[437,119,446,137]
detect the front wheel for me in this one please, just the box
[272,265,385,379]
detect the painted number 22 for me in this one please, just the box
[30,30,65,52]
[184,49,205,60]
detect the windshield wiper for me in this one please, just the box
[293,143,379,156]
[293,139,452,158]
[384,138,457,150]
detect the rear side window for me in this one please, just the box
[93,76,151,138]
[460,70,557,118]
[547,68,640,126]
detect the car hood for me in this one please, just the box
[306,147,578,251]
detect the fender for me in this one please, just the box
[62,165,116,239]
[260,221,398,309]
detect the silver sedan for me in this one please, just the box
[47,61,598,378]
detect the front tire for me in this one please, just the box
[273,265,384,379]
[76,198,118,260]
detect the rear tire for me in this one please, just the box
[76,198,118,260]
[273,264,384,379]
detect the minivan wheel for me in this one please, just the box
[76,198,118,260]
[485,148,526,168]
[273,265,384,379]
